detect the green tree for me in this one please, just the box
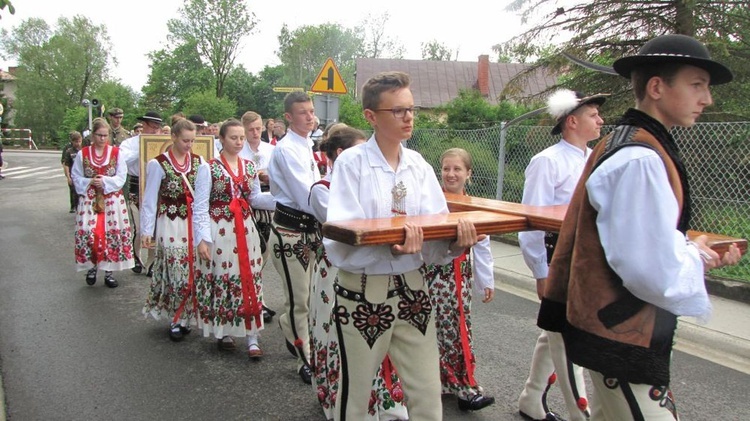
[496,0,750,119]
[93,81,139,129]
[0,0,14,19]
[141,40,213,113]
[337,93,368,129]
[0,15,113,142]
[421,40,453,61]
[167,0,256,98]
[182,90,237,124]
[276,23,363,89]
[223,64,284,120]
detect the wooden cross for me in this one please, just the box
[321,192,746,255]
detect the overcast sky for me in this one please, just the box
[0,0,527,92]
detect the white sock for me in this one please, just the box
[247,333,259,347]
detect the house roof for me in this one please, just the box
[0,70,16,82]
[355,58,556,108]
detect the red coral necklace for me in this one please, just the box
[169,150,190,173]
[91,145,108,167]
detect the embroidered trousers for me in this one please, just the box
[333,270,442,421]
[518,330,589,420]
[589,371,678,421]
[269,221,317,370]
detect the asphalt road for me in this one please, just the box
[1,151,748,420]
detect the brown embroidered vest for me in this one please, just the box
[539,125,685,386]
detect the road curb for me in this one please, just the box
[4,149,60,155]
[493,266,750,375]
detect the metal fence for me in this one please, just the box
[407,122,750,282]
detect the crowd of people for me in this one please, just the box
[62,34,744,421]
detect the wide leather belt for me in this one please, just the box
[273,202,318,233]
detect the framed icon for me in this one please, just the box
[138,134,214,205]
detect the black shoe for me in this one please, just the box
[69,209,75,213]
[298,365,312,385]
[519,411,567,421]
[179,325,192,335]
[131,260,143,274]
[262,305,276,323]
[458,393,495,411]
[169,324,184,342]
[85,269,97,286]
[104,272,118,288]
[147,262,154,278]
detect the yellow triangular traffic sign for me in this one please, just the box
[310,58,347,94]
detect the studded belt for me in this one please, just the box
[333,281,405,303]
[273,202,318,233]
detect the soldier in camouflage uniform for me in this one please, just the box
[61,131,83,212]
[108,108,130,146]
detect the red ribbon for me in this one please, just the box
[229,196,262,329]
[382,355,396,393]
[221,154,262,329]
[173,169,197,325]
[453,251,477,387]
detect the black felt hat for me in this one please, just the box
[136,111,163,124]
[613,34,733,85]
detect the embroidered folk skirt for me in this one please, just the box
[74,190,134,272]
[195,215,264,338]
[143,215,196,323]
[425,262,480,398]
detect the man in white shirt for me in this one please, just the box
[324,71,481,421]
[517,90,606,421]
[267,92,320,385]
[119,111,163,275]
[541,34,741,420]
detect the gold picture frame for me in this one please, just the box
[138,134,215,205]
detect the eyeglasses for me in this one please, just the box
[93,132,109,138]
[372,106,419,119]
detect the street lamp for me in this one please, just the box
[81,98,92,134]
[81,98,101,135]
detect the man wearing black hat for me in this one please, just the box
[187,114,209,136]
[517,89,606,421]
[539,34,742,419]
[107,108,130,146]
[119,111,163,275]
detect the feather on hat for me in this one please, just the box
[547,89,608,135]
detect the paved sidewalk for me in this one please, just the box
[489,239,750,375]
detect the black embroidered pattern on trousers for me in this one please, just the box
[397,289,432,335]
[351,303,395,348]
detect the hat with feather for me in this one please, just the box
[547,89,608,135]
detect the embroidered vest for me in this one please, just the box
[82,146,120,198]
[156,153,200,220]
[207,158,256,222]
[539,126,685,386]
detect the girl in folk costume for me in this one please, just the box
[308,125,408,420]
[72,117,134,287]
[193,119,276,356]
[141,118,206,341]
[423,148,496,411]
